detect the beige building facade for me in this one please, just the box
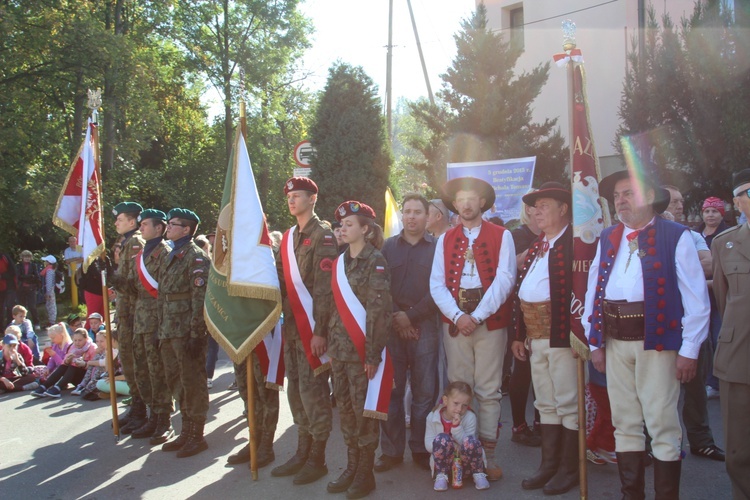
[480,0,698,177]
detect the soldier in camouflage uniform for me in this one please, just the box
[271,177,337,486]
[109,202,146,433]
[158,208,210,458]
[126,209,175,445]
[327,201,392,500]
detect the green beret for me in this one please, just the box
[137,209,167,223]
[112,202,143,218]
[167,208,200,224]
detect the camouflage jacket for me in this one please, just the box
[327,243,392,365]
[128,239,170,335]
[156,240,209,340]
[277,214,338,340]
[110,230,145,316]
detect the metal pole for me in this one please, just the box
[406,0,434,106]
[386,0,394,141]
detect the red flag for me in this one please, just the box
[565,54,611,356]
[53,119,104,272]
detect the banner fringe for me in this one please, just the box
[363,410,388,421]
[313,362,332,376]
[227,283,280,303]
[204,300,282,365]
[570,334,591,361]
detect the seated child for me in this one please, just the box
[1,333,38,392]
[72,331,119,401]
[85,313,105,342]
[9,305,40,364]
[5,325,35,368]
[32,328,95,398]
[424,381,489,491]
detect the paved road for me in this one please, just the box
[0,350,731,499]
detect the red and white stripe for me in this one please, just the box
[331,255,393,420]
[136,251,158,298]
[553,48,583,67]
[254,320,285,389]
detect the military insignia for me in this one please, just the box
[287,180,294,191]
[194,277,205,287]
[137,215,142,223]
[193,269,204,274]
[375,265,385,273]
[350,202,360,212]
[726,241,734,249]
[112,208,117,217]
[320,258,333,272]
[303,238,311,246]
[338,206,346,217]
[132,245,140,250]
[195,258,204,262]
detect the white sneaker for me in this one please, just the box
[433,473,449,492]
[473,472,490,490]
[206,378,213,389]
[71,388,82,396]
[706,386,719,400]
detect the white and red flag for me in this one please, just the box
[52,119,104,272]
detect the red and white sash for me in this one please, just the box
[331,255,394,421]
[136,251,158,298]
[281,226,330,375]
[254,319,285,390]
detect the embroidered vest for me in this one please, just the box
[588,217,686,351]
[513,226,573,347]
[442,222,511,330]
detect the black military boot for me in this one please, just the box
[271,434,312,477]
[543,427,579,495]
[227,443,251,465]
[131,409,158,439]
[176,421,208,458]
[257,431,276,468]
[616,451,646,500]
[120,397,147,434]
[150,412,174,445]
[522,424,563,490]
[327,447,359,493]
[162,417,192,452]
[116,395,141,426]
[293,439,328,484]
[653,458,681,500]
[346,448,376,499]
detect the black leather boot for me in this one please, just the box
[522,424,563,490]
[176,421,208,458]
[543,427,579,495]
[117,395,145,426]
[294,439,328,484]
[653,458,681,500]
[346,448,376,499]
[227,443,251,465]
[162,417,192,452]
[327,447,359,493]
[120,397,147,434]
[150,412,174,445]
[131,409,158,439]
[256,431,276,468]
[616,451,646,500]
[271,434,312,477]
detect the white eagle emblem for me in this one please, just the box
[338,206,346,217]
[287,180,294,190]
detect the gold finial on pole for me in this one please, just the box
[562,19,577,52]
[87,88,102,124]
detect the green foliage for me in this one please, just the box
[406,4,567,192]
[308,62,393,224]
[617,1,750,211]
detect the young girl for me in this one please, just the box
[326,201,392,499]
[32,327,94,397]
[1,332,38,393]
[424,381,489,491]
[40,255,58,326]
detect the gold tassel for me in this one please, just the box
[362,410,389,421]
[313,362,332,376]
[570,334,591,361]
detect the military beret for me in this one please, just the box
[284,177,318,195]
[137,209,167,223]
[167,208,200,224]
[112,202,143,218]
[732,168,750,195]
[335,200,376,222]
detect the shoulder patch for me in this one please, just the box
[320,258,333,272]
[195,257,204,263]
[194,277,205,287]
[375,265,385,273]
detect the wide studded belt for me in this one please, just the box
[603,299,645,341]
[457,288,483,314]
[520,300,551,339]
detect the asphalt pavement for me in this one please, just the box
[0,348,731,499]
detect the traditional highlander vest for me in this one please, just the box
[513,225,573,348]
[442,222,512,330]
[588,216,686,352]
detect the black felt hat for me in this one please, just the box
[522,182,572,207]
[599,170,671,214]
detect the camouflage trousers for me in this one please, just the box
[116,315,139,398]
[234,351,279,436]
[285,336,332,441]
[332,359,380,453]
[133,332,173,414]
[160,337,209,424]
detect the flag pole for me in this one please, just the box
[238,77,259,480]
[88,89,119,441]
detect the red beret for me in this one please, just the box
[284,177,318,195]
[335,200,376,222]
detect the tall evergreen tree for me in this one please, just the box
[309,62,392,223]
[406,4,566,190]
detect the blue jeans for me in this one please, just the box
[205,336,219,379]
[380,316,439,457]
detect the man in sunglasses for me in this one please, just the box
[711,168,750,499]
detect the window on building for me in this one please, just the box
[510,7,524,51]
